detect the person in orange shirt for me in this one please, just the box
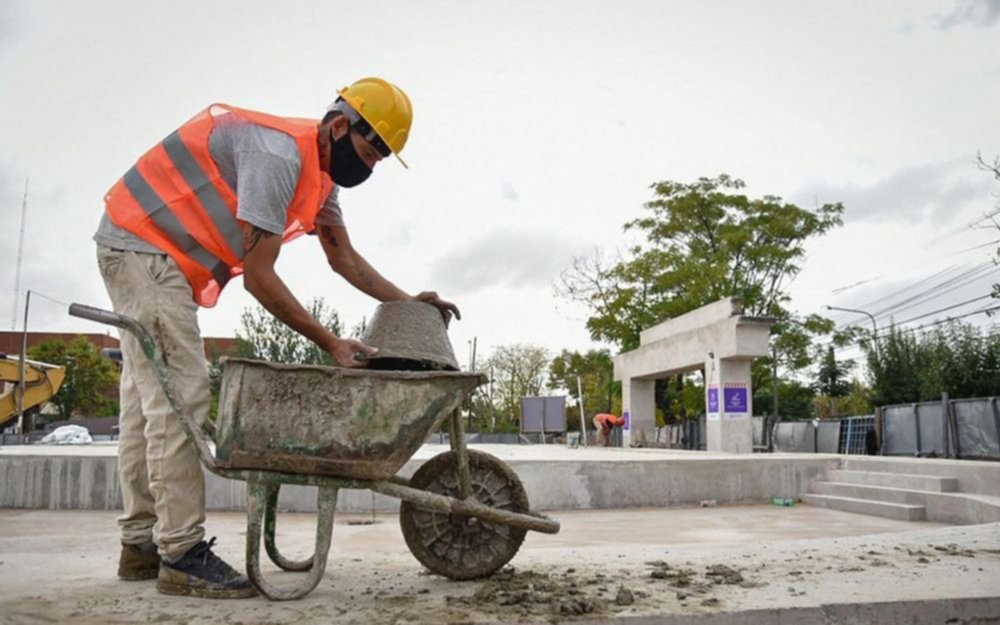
[592,413,624,447]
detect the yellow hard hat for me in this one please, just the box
[334,77,413,167]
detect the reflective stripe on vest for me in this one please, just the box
[160,130,245,262]
[121,166,232,288]
[104,104,333,308]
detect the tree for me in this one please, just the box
[235,297,342,365]
[814,346,853,417]
[479,344,550,431]
[975,152,1000,306]
[863,321,1000,405]
[557,174,844,426]
[558,174,844,350]
[547,349,621,425]
[27,336,119,421]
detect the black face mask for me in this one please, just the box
[328,129,372,188]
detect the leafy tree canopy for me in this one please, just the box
[558,174,844,351]
[235,297,342,365]
[27,336,119,419]
[547,349,621,422]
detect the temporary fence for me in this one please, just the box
[772,416,875,455]
[881,396,999,460]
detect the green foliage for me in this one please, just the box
[864,322,1000,405]
[814,380,874,419]
[235,297,342,365]
[753,379,816,420]
[476,344,551,430]
[815,346,853,399]
[27,336,119,419]
[558,174,844,350]
[547,349,621,425]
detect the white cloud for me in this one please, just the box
[792,159,995,226]
[933,0,1000,29]
[428,229,588,296]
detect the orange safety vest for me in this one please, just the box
[594,413,621,428]
[103,104,334,308]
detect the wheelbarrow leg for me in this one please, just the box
[449,409,472,500]
[246,481,338,601]
[263,484,314,572]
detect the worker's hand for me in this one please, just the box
[413,291,461,328]
[326,337,378,368]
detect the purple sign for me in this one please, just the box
[723,386,748,413]
[707,387,719,413]
[623,410,630,430]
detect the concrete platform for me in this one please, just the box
[4,443,1000,524]
[1,506,998,624]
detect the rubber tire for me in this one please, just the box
[399,450,529,580]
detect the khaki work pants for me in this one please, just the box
[97,245,208,560]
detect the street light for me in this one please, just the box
[824,305,880,358]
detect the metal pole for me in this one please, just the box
[576,375,587,447]
[824,305,880,358]
[11,178,28,331]
[17,290,31,438]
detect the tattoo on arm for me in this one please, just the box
[320,226,339,248]
[352,260,375,289]
[245,226,276,254]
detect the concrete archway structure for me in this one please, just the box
[613,298,775,452]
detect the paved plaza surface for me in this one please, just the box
[1,505,998,624]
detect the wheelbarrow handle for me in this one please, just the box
[69,304,157,356]
[68,302,221,474]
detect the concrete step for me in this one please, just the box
[800,493,926,521]
[811,481,925,505]
[826,470,958,492]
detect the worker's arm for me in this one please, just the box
[316,224,461,325]
[242,224,376,367]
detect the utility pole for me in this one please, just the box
[17,290,32,437]
[468,337,477,430]
[576,375,587,446]
[769,342,779,452]
[824,305,880,359]
[11,178,29,331]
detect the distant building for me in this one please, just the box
[0,332,240,360]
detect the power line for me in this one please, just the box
[888,294,993,327]
[867,263,998,321]
[872,302,1000,339]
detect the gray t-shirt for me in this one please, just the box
[93,113,343,252]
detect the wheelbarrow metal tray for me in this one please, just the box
[215,358,484,481]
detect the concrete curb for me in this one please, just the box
[565,596,1000,625]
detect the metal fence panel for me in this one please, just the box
[882,405,920,455]
[816,420,841,454]
[773,422,815,453]
[953,398,1000,460]
[519,396,566,434]
[839,416,875,455]
[752,416,765,447]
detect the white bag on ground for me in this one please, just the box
[40,425,93,445]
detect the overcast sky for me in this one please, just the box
[1,0,998,369]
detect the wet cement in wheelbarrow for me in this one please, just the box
[3,506,999,624]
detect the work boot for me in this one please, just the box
[156,538,257,599]
[118,541,160,581]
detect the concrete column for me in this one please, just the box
[622,378,655,447]
[705,356,753,454]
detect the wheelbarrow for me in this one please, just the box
[68,303,560,601]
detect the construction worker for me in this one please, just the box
[593,412,624,447]
[92,78,458,598]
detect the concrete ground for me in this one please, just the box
[2,505,999,624]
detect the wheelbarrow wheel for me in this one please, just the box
[400,450,529,580]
